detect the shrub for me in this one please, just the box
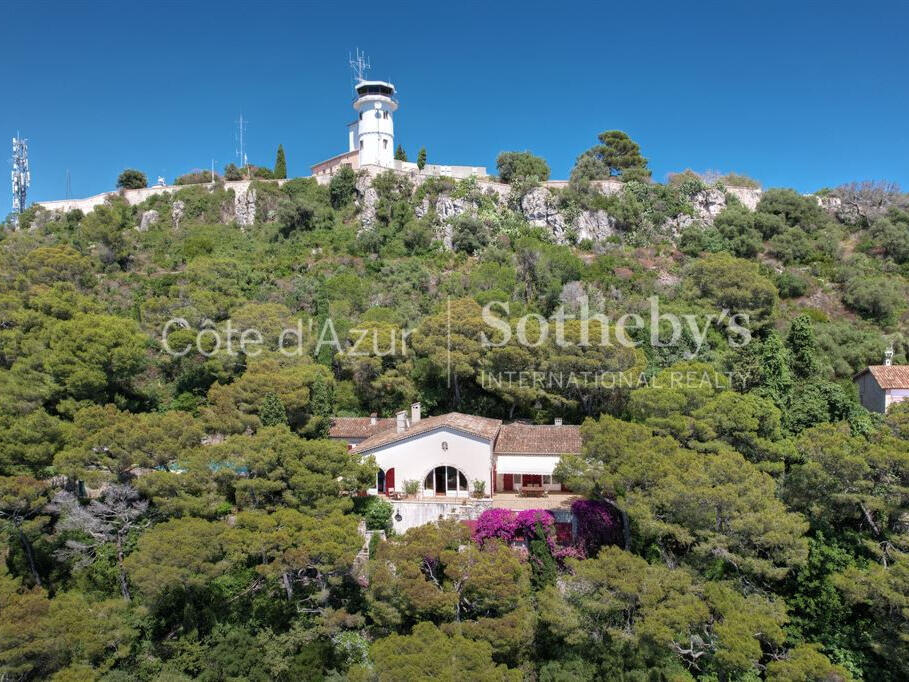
[471,479,486,498]
[496,151,550,184]
[368,531,382,558]
[757,188,830,232]
[403,480,420,496]
[775,270,809,298]
[842,275,903,323]
[117,169,147,189]
[451,215,490,254]
[223,163,243,181]
[329,165,357,208]
[770,228,817,264]
[176,170,220,185]
[719,172,761,189]
[362,496,393,531]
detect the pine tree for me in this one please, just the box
[259,392,287,426]
[417,147,427,171]
[273,145,287,179]
[394,145,407,162]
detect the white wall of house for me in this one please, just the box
[886,388,909,410]
[363,427,493,498]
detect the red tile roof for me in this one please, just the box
[353,412,502,453]
[854,365,909,390]
[328,417,395,440]
[494,423,582,455]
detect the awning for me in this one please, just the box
[495,455,560,476]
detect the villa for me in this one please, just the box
[329,403,580,499]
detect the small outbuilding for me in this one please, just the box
[853,360,909,414]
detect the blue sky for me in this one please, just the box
[4,0,908,203]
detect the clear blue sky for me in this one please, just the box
[4,0,908,203]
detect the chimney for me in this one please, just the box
[370,413,378,426]
[411,402,421,424]
[554,417,563,426]
[396,410,407,433]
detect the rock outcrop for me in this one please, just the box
[520,187,569,239]
[355,174,380,231]
[690,188,728,222]
[171,201,185,230]
[234,188,256,228]
[575,209,617,242]
[137,210,159,232]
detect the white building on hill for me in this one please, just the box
[329,403,580,498]
[311,66,486,180]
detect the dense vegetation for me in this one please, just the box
[1,134,908,680]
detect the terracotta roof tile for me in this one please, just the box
[328,417,395,439]
[855,365,909,390]
[494,423,582,455]
[353,412,502,453]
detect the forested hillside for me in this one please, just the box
[1,133,907,680]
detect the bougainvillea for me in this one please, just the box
[571,498,622,557]
[473,508,519,545]
[473,508,557,546]
[515,509,555,537]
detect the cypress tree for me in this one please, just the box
[786,313,821,378]
[274,145,287,179]
[416,147,427,170]
[394,145,407,162]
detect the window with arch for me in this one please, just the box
[423,466,469,495]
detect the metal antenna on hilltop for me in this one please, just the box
[65,169,71,199]
[235,114,248,172]
[349,48,370,84]
[11,134,30,229]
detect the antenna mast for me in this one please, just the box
[235,115,248,172]
[349,48,371,85]
[11,135,30,228]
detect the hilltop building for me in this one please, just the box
[311,69,486,180]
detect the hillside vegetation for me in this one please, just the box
[1,133,908,680]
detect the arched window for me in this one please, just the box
[423,466,469,495]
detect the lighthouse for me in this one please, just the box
[348,78,397,167]
[310,51,485,180]
[342,49,397,168]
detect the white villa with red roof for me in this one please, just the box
[329,403,580,499]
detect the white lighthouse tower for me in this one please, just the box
[347,50,397,168]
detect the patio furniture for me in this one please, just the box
[520,484,547,498]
